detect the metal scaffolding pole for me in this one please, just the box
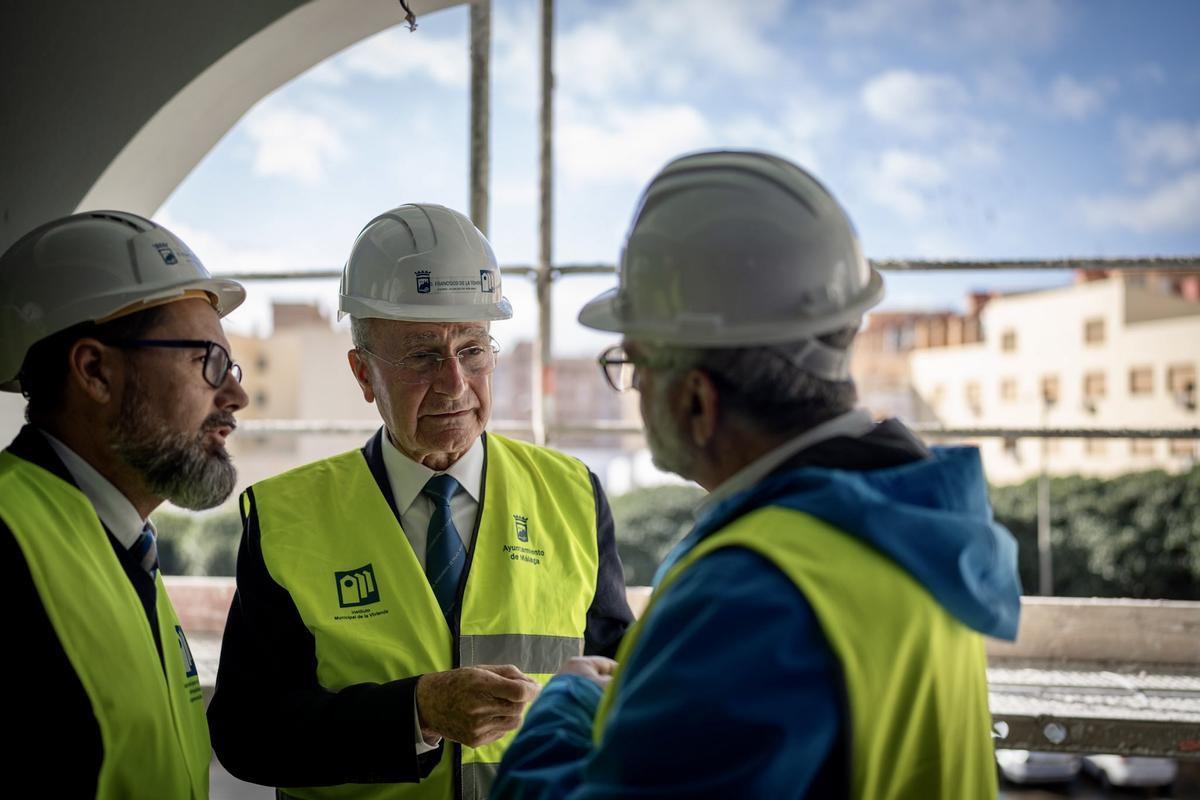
[468,0,491,234]
[532,0,554,446]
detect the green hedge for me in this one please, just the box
[990,466,1200,600]
[152,466,1200,601]
[152,507,241,577]
[611,468,1200,599]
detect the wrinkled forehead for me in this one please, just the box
[375,319,490,350]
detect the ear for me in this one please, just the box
[67,338,119,406]
[682,369,719,448]
[347,349,376,404]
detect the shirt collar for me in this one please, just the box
[40,430,150,549]
[380,430,484,515]
[696,408,877,519]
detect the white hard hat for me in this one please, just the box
[579,150,883,348]
[0,210,246,392]
[338,204,512,323]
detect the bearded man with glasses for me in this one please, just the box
[208,204,633,800]
[0,211,249,797]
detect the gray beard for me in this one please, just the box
[111,375,237,510]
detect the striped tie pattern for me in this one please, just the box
[132,522,159,580]
[423,474,466,621]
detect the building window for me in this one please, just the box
[929,384,946,412]
[254,391,268,407]
[1129,366,1153,397]
[1169,438,1197,457]
[965,382,982,416]
[1000,330,1017,352]
[1044,437,1061,455]
[1084,317,1105,345]
[1040,375,1060,406]
[1000,378,1018,403]
[256,354,269,371]
[1085,438,1107,456]
[1167,364,1197,410]
[1130,439,1155,457]
[1083,371,1106,411]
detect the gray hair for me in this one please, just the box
[349,316,374,350]
[645,327,859,436]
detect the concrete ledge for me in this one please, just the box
[987,597,1200,666]
[167,579,1200,668]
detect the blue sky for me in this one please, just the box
[160,0,1200,355]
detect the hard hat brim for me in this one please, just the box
[338,294,513,323]
[578,269,884,346]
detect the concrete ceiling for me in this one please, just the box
[1,0,464,252]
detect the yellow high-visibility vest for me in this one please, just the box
[254,433,600,800]
[595,505,997,800]
[0,451,210,799]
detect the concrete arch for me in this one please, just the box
[1,0,463,252]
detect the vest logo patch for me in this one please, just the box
[503,515,544,566]
[176,625,203,702]
[335,563,381,608]
[176,625,198,678]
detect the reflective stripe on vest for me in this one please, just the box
[0,451,210,799]
[594,505,997,800]
[255,433,599,800]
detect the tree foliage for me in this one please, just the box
[153,507,241,577]
[990,466,1200,600]
[611,467,1200,599]
[610,484,706,585]
[150,467,1200,601]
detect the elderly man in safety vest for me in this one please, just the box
[492,151,1023,799]
[208,204,633,800]
[0,212,249,798]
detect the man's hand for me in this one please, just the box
[559,656,618,689]
[416,665,541,748]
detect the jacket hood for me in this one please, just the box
[670,446,1022,640]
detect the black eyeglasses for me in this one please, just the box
[598,345,640,392]
[103,339,242,388]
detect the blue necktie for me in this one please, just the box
[132,522,159,580]
[423,475,466,621]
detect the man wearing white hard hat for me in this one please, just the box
[0,211,249,797]
[492,151,1022,799]
[208,204,632,799]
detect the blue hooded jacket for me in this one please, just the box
[492,445,1021,800]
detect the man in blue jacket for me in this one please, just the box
[492,150,1022,799]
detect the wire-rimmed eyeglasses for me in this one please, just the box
[103,339,242,388]
[358,337,500,385]
[598,345,641,392]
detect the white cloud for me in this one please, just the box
[1132,63,1167,86]
[558,103,712,183]
[244,106,347,185]
[1119,118,1200,169]
[1079,171,1200,234]
[821,0,1068,51]
[335,27,468,88]
[861,70,969,137]
[554,0,788,101]
[155,212,291,275]
[1046,74,1109,120]
[865,149,950,220]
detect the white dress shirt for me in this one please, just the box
[41,429,153,546]
[378,430,486,753]
[380,432,484,568]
